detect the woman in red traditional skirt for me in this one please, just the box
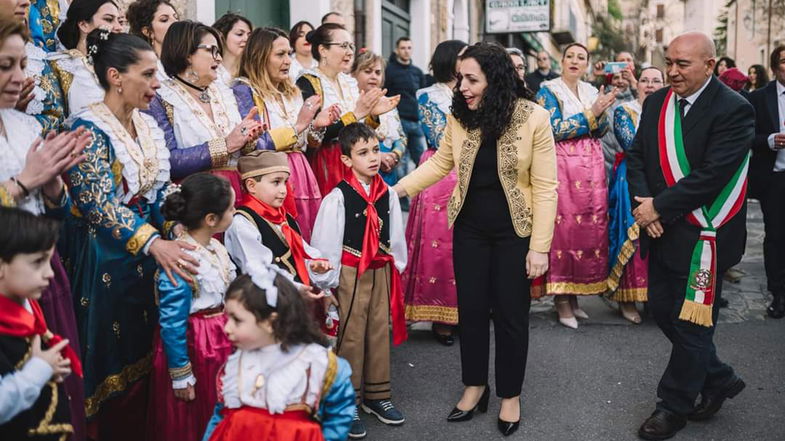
[146,173,235,441]
[295,23,399,196]
[202,273,355,441]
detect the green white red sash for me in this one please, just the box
[657,89,749,327]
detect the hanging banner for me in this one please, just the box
[486,0,551,33]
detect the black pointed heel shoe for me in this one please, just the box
[497,419,520,436]
[446,387,490,422]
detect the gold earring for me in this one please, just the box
[118,86,123,94]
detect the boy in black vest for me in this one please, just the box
[224,150,334,300]
[311,123,408,439]
[0,207,81,440]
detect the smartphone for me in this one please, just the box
[604,62,629,74]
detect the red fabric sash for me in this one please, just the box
[343,173,388,277]
[341,251,407,346]
[0,295,83,377]
[240,194,312,285]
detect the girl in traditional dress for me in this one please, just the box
[148,20,267,199]
[288,20,316,82]
[202,273,355,441]
[51,0,124,117]
[295,23,399,196]
[212,13,252,86]
[126,0,180,81]
[536,43,618,329]
[607,67,664,324]
[351,49,407,186]
[62,30,199,439]
[233,27,339,241]
[0,18,90,439]
[402,40,466,345]
[147,173,236,441]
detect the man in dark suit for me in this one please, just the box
[627,32,754,440]
[747,45,785,319]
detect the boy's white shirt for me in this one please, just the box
[224,214,334,289]
[0,300,52,424]
[310,181,408,289]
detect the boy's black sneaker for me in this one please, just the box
[361,399,405,425]
[348,408,367,439]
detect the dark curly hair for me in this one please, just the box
[452,42,534,142]
[126,0,177,44]
[225,274,328,351]
[746,64,769,90]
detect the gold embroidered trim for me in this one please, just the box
[447,127,481,228]
[341,245,362,257]
[606,224,640,293]
[364,115,380,129]
[126,223,158,255]
[301,74,324,101]
[340,112,358,127]
[320,350,338,402]
[379,243,392,255]
[405,305,458,324]
[85,352,153,418]
[15,337,33,370]
[168,362,193,380]
[0,184,16,207]
[208,138,229,168]
[497,100,535,237]
[163,100,175,125]
[27,382,73,438]
[545,280,608,295]
[610,287,648,303]
[50,60,74,101]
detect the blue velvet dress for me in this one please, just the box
[62,104,173,422]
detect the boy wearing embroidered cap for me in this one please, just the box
[310,123,408,439]
[224,150,334,303]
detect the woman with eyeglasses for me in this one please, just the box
[50,0,124,117]
[506,47,527,81]
[607,66,664,324]
[147,20,268,198]
[296,23,399,195]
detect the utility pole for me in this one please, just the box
[767,0,773,58]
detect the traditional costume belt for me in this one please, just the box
[192,306,224,318]
[340,251,407,345]
[657,89,750,327]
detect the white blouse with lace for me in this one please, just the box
[156,78,244,166]
[0,109,46,214]
[221,343,331,413]
[50,49,105,117]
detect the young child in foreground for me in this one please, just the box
[310,123,408,439]
[202,272,355,441]
[0,207,82,439]
[147,173,237,441]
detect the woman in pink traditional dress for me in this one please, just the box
[536,43,618,329]
[402,40,466,345]
[607,67,664,323]
[232,27,340,241]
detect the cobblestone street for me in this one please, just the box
[369,201,785,441]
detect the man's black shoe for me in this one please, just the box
[716,297,729,308]
[688,377,745,421]
[638,409,686,440]
[767,294,785,319]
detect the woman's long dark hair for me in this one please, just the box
[452,42,534,142]
[746,64,769,90]
[57,0,118,49]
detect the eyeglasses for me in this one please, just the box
[325,42,356,52]
[515,65,527,72]
[639,79,664,85]
[197,44,221,60]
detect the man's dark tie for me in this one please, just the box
[678,98,689,122]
